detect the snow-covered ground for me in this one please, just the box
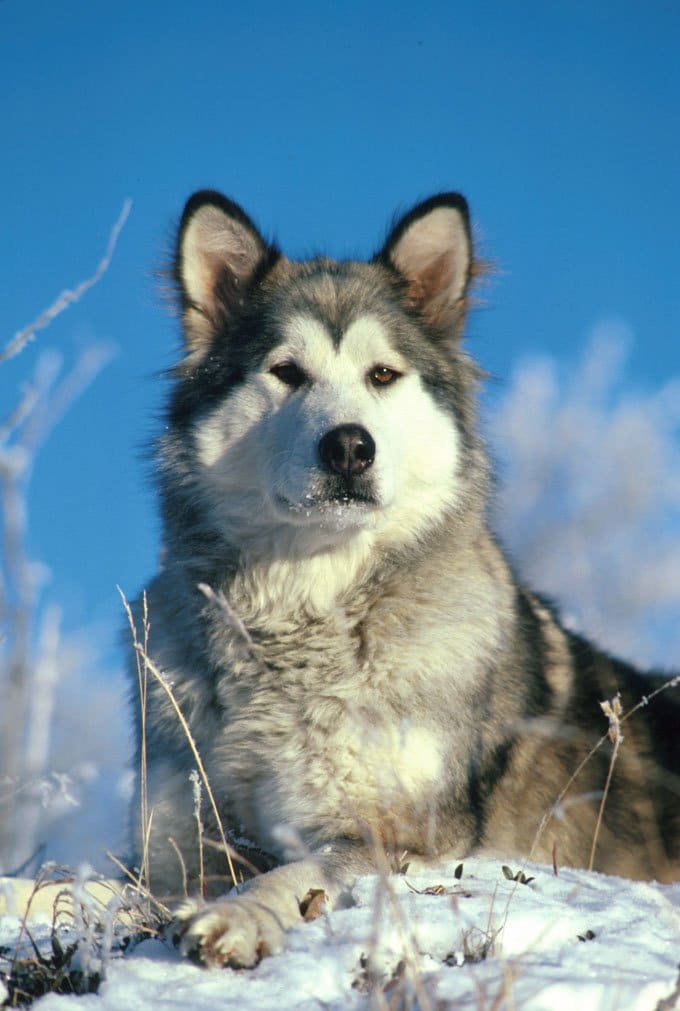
[2,857,679,1010]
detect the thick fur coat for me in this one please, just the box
[130,191,680,968]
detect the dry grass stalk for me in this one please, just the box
[190,771,205,897]
[105,850,170,920]
[123,590,151,891]
[118,589,239,891]
[588,693,623,871]
[167,837,189,899]
[200,836,260,882]
[531,673,680,864]
[198,583,271,673]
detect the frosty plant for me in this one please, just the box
[0,201,130,874]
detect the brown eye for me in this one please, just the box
[370,365,401,388]
[269,362,307,388]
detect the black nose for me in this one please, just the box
[318,424,376,476]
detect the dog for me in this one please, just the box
[130,190,680,968]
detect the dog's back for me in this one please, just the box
[478,588,680,880]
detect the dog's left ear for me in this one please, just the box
[378,194,472,338]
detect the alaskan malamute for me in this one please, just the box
[131,190,679,967]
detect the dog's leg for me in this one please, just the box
[174,840,379,968]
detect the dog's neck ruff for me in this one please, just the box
[228,530,378,621]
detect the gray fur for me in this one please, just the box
[130,191,680,968]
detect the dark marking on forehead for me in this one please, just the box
[267,259,399,349]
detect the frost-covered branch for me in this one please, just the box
[0,203,130,872]
[0,199,131,365]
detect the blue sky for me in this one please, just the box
[2,0,680,652]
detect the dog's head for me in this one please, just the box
[163,191,484,556]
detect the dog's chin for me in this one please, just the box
[271,491,381,532]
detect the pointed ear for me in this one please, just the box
[175,191,275,354]
[378,194,472,338]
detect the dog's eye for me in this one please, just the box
[370,366,402,388]
[269,362,307,388]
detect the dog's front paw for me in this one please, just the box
[173,895,286,968]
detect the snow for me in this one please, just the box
[2,858,679,1010]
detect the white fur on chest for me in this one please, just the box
[245,704,445,855]
[205,539,505,858]
[204,573,453,854]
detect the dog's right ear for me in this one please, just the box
[175,191,276,354]
[378,193,472,343]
